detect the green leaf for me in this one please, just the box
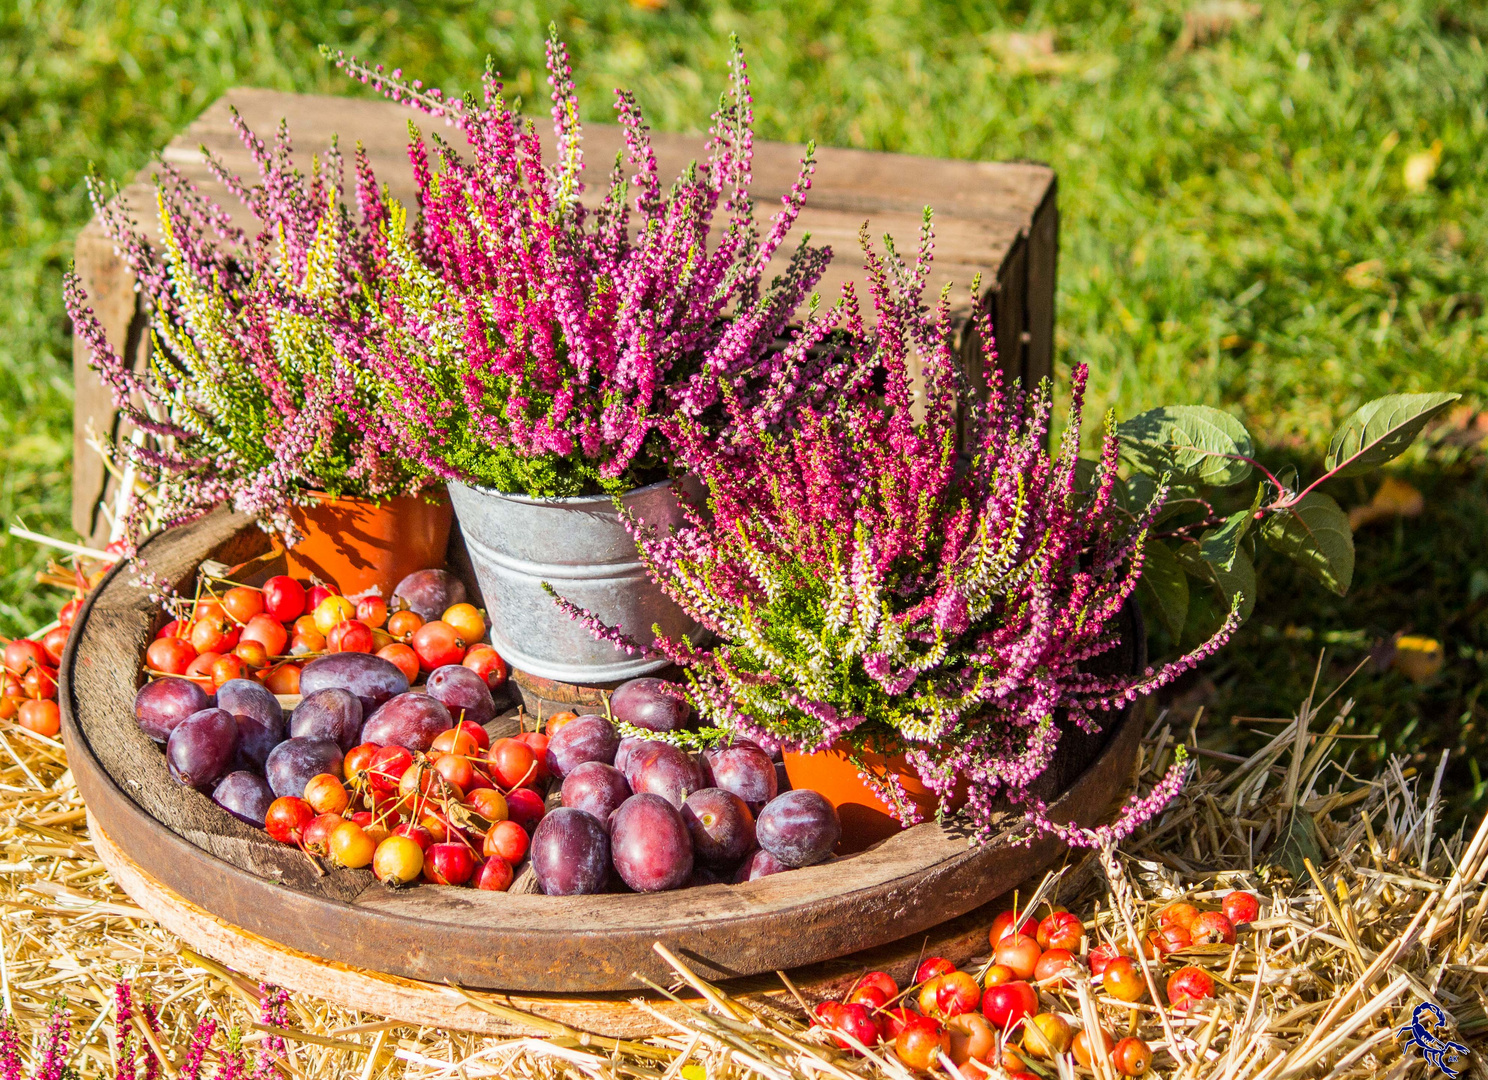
[1199,484,1264,571]
[1178,540,1256,621]
[1074,457,1127,509]
[1122,472,1162,515]
[1137,538,1189,637]
[1120,473,1203,527]
[1117,405,1255,486]
[1260,492,1355,595]
[1276,464,1299,496]
[1324,392,1460,478]
[1273,810,1324,878]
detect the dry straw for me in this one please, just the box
[0,670,1483,1078]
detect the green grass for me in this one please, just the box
[2,0,1485,813]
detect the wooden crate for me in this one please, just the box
[70,87,1057,543]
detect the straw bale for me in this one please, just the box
[0,673,1483,1078]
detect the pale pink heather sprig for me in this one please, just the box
[324,30,846,498]
[573,222,1238,845]
[31,1005,70,1080]
[250,985,288,1080]
[1022,748,1193,850]
[65,110,427,559]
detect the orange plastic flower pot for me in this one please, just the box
[783,742,953,854]
[284,489,454,599]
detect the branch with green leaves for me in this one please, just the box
[1101,392,1459,641]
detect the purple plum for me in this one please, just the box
[392,569,467,622]
[610,793,693,892]
[361,692,452,752]
[290,687,363,751]
[265,737,344,799]
[631,742,706,808]
[561,762,632,829]
[426,665,496,727]
[531,807,611,896]
[217,678,286,770]
[610,677,690,733]
[134,678,210,743]
[212,771,275,826]
[166,708,237,788]
[682,788,756,867]
[755,789,841,867]
[707,745,779,814]
[733,847,790,882]
[545,715,619,778]
[299,653,409,713]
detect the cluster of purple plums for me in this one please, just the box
[133,643,843,893]
[532,677,843,894]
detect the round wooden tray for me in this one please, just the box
[88,810,1104,1037]
[61,505,1145,996]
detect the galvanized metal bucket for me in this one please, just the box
[446,478,703,685]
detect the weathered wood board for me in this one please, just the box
[70,87,1057,543]
[60,506,1139,996]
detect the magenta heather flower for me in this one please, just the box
[0,1016,21,1080]
[324,31,844,497]
[32,1006,70,1080]
[181,1019,217,1080]
[112,982,137,1080]
[581,221,1238,844]
[250,984,288,1080]
[64,112,428,555]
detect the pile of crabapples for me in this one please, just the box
[810,889,1262,1075]
[0,591,88,739]
[144,567,507,697]
[261,716,544,892]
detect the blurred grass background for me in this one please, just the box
[2,0,1486,818]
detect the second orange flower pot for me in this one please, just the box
[783,740,959,854]
[284,489,454,599]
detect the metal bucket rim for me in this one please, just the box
[448,475,683,508]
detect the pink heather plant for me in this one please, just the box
[0,1003,70,1080]
[64,112,426,552]
[324,32,843,497]
[565,221,1239,845]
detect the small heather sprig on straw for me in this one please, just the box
[64,112,426,554]
[0,1016,21,1080]
[111,983,136,1080]
[180,1019,217,1080]
[33,1006,70,1080]
[250,985,288,1080]
[574,219,1239,845]
[325,30,845,497]
[0,1004,75,1080]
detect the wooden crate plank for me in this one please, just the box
[1024,179,1060,390]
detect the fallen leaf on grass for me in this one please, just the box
[1342,258,1384,290]
[1174,1,1262,53]
[1348,476,1424,529]
[1403,140,1443,193]
[1393,635,1443,683]
[986,31,1114,79]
